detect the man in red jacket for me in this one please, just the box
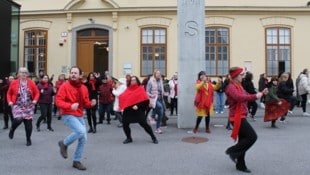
[56,66,96,171]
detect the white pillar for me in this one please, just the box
[177,0,205,128]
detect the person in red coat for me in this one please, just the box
[56,66,96,171]
[225,67,267,173]
[7,67,40,146]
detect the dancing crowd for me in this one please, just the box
[0,66,309,173]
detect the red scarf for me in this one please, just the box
[196,80,214,111]
[69,79,83,105]
[41,81,49,88]
[89,79,96,91]
[69,79,82,88]
[119,84,149,110]
[230,82,243,142]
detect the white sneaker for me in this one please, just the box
[224,105,229,109]
[260,103,265,109]
[220,111,224,114]
[154,128,162,134]
[302,112,310,116]
[288,110,293,114]
[215,111,219,114]
[250,115,256,121]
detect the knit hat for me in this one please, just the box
[229,67,243,79]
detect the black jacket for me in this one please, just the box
[242,79,257,94]
[277,81,294,101]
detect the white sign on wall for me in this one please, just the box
[244,61,252,72]
[123,63,132,75]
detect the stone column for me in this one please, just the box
[177,0,205,128]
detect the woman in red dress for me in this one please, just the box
[7,67,40,146]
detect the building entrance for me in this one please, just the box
[77,28,109,75]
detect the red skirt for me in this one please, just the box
[264,99,290,122]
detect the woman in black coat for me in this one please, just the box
[242,72,258,120]
[83,72,100,133]
[277,72,297,121]
[119,76,158,144]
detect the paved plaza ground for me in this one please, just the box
[1,105,310,175]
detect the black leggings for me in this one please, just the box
[123,120,156,140]
[3,104,13,127]
[195,116,210,129]
[226,119,257,170]
[11,118,32,141]
[170,97,178,115]
[36,103,52,128]
[86,107,97,129]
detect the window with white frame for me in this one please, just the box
[205,27,229,76]
[24,30,47,77]
[140,27,167,76]
[266,27,291,76]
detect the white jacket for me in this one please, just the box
[168,79,178,98]
[298,74,310,95]
[112,84,127,112]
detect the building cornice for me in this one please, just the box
[19,6,310,16]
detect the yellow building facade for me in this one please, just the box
[14,0,310,82]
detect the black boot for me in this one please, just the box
[3,124,8,129]
[152,137,158,144]
[271,120,277,128]
[9,119,22,139]
[36,119,41,132]
[93,126,96,133]
[9,128,14,139]
[123,138,133,144]
[88,128,93,133]
[26,139,32,146]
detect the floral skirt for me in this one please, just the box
[12,102,35,120]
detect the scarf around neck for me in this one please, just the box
[41,81,49,88]
[69,79,82,88]
[119,84,149,110]
[230,81,243,142]
[89,79,96,91]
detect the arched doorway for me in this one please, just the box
[77,28,109,75]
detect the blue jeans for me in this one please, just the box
[215,92,224,112]
[62,115,87,161]
[153,99,164,129]
[99,103,113,122]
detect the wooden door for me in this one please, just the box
[77,41,94,75]
[93,44,108,74]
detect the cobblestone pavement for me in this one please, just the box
[1,105,310,175]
